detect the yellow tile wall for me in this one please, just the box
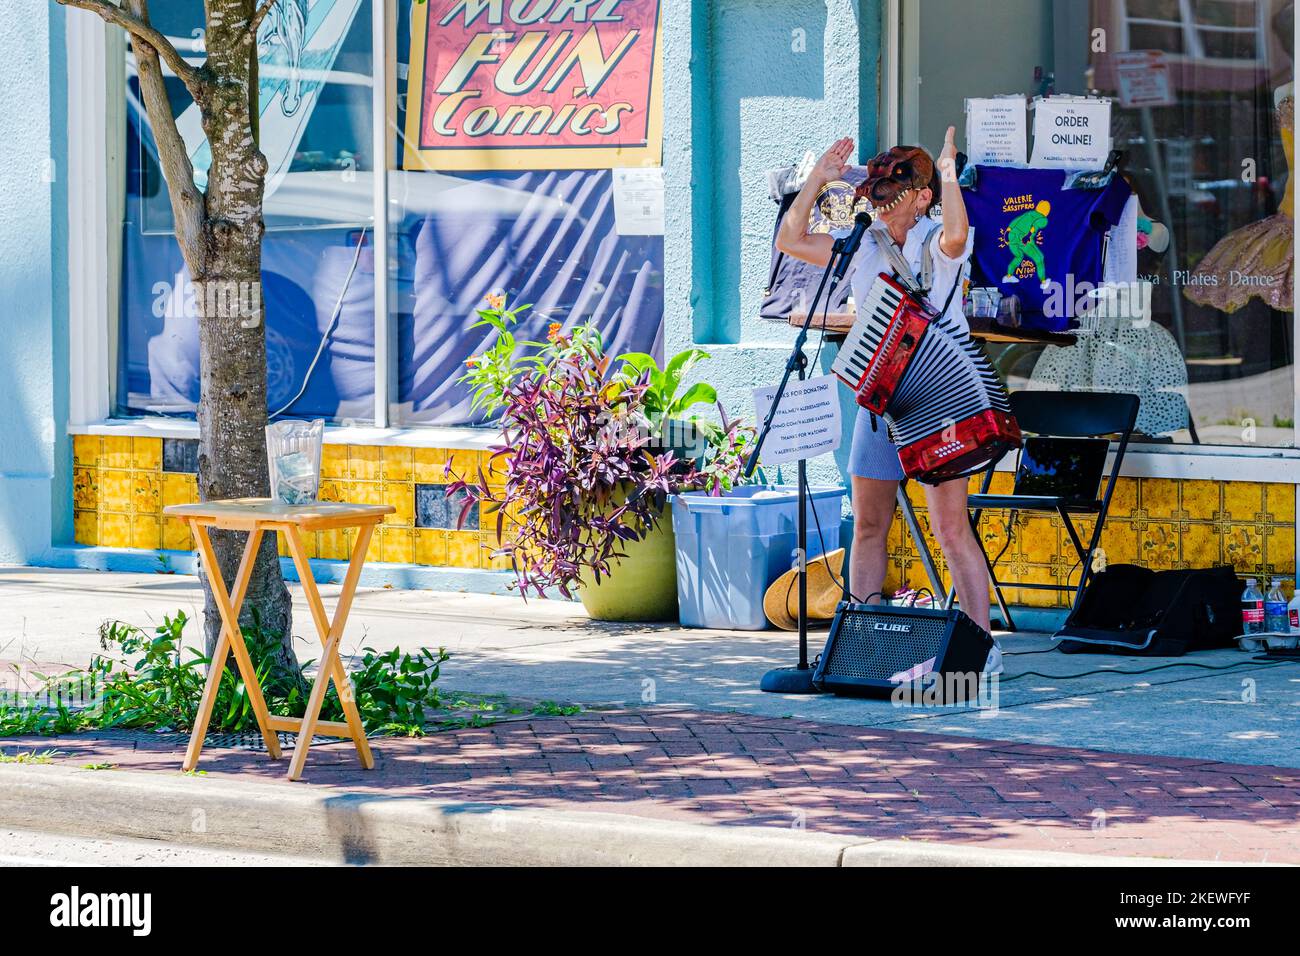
[885,474,1297,607]
[72,438,508,571]
[73,435,199,551]
[72,436,1296,595]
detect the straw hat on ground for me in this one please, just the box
[763,549,847,630]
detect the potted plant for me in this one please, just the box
[449,297,753,621]
[614,348,716,463]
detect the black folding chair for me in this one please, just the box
[952,390,1141,631]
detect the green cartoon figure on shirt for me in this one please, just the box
[1002,199,1051,288]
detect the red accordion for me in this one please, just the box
[831,273,1020,483]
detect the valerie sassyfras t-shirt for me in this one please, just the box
[962,165,1131,331]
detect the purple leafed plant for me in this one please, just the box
[448,309,753,599]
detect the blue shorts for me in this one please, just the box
[848,407,904,481]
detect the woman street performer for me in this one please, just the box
[776,127,1001,673]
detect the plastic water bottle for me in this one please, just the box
[1289,588,1300,632]
[1241,578,1265,635]
[1265,579,1288,633]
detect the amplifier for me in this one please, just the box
[812,603,993,700]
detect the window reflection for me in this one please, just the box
[385,2,666,427]
[118,0,375,422]
[907,0,1294,446]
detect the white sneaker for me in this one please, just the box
[982,641,1004,676]
[1001,274,1019,284]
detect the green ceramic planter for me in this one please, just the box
[578,511,679,622]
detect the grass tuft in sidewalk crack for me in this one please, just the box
[0,749,64,765]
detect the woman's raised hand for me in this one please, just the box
[812,137,854,185]
[938,125,958,182]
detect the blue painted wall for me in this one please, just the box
[665,0,880,492]
[0,1,68,564]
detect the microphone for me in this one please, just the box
[832,208,873,282]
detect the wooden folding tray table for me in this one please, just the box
[163,498,394,780]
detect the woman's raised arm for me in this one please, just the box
[775,137,854,267]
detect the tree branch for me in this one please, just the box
[57,0,206,100]
[126,0,207,275]
[249,0,279,36]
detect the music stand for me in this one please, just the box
[745,237,855,694]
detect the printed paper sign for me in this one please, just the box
[612,166,665,234]
[404,0,665,171]
[1113,51,1175,109]
[1030,96,1112,170]
[965,97,1027,166]
[751,374,842,466]
[1103,195,1139,285]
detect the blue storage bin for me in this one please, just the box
[672,485,846,630]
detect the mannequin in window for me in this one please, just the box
[1184,58,1294,313]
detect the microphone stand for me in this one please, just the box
[745,236,853,694]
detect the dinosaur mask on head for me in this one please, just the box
[856,146,940,213]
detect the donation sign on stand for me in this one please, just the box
[751,374,842,466]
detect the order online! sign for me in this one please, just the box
[404,0,664,170]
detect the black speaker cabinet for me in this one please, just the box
[812,603,993,699]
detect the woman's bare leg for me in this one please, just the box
[923,477,991,632]
[850,476,900,604]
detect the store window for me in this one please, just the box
[119,0,376,423]
[901,0,1295,447]
[114,1,666,429]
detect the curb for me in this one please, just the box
[0,764,1259,867]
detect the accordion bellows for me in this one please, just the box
[831,272,1021,483]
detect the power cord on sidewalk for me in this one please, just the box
[1000,656,1296,683]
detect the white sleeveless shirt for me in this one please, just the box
[843,217,974,334]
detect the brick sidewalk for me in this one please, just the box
[5,709,1299,863]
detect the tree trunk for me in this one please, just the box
[192,2,299,683]
[60,0,303,687]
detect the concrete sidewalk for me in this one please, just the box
[3,566,1298,768]
[2,709,1297,864]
